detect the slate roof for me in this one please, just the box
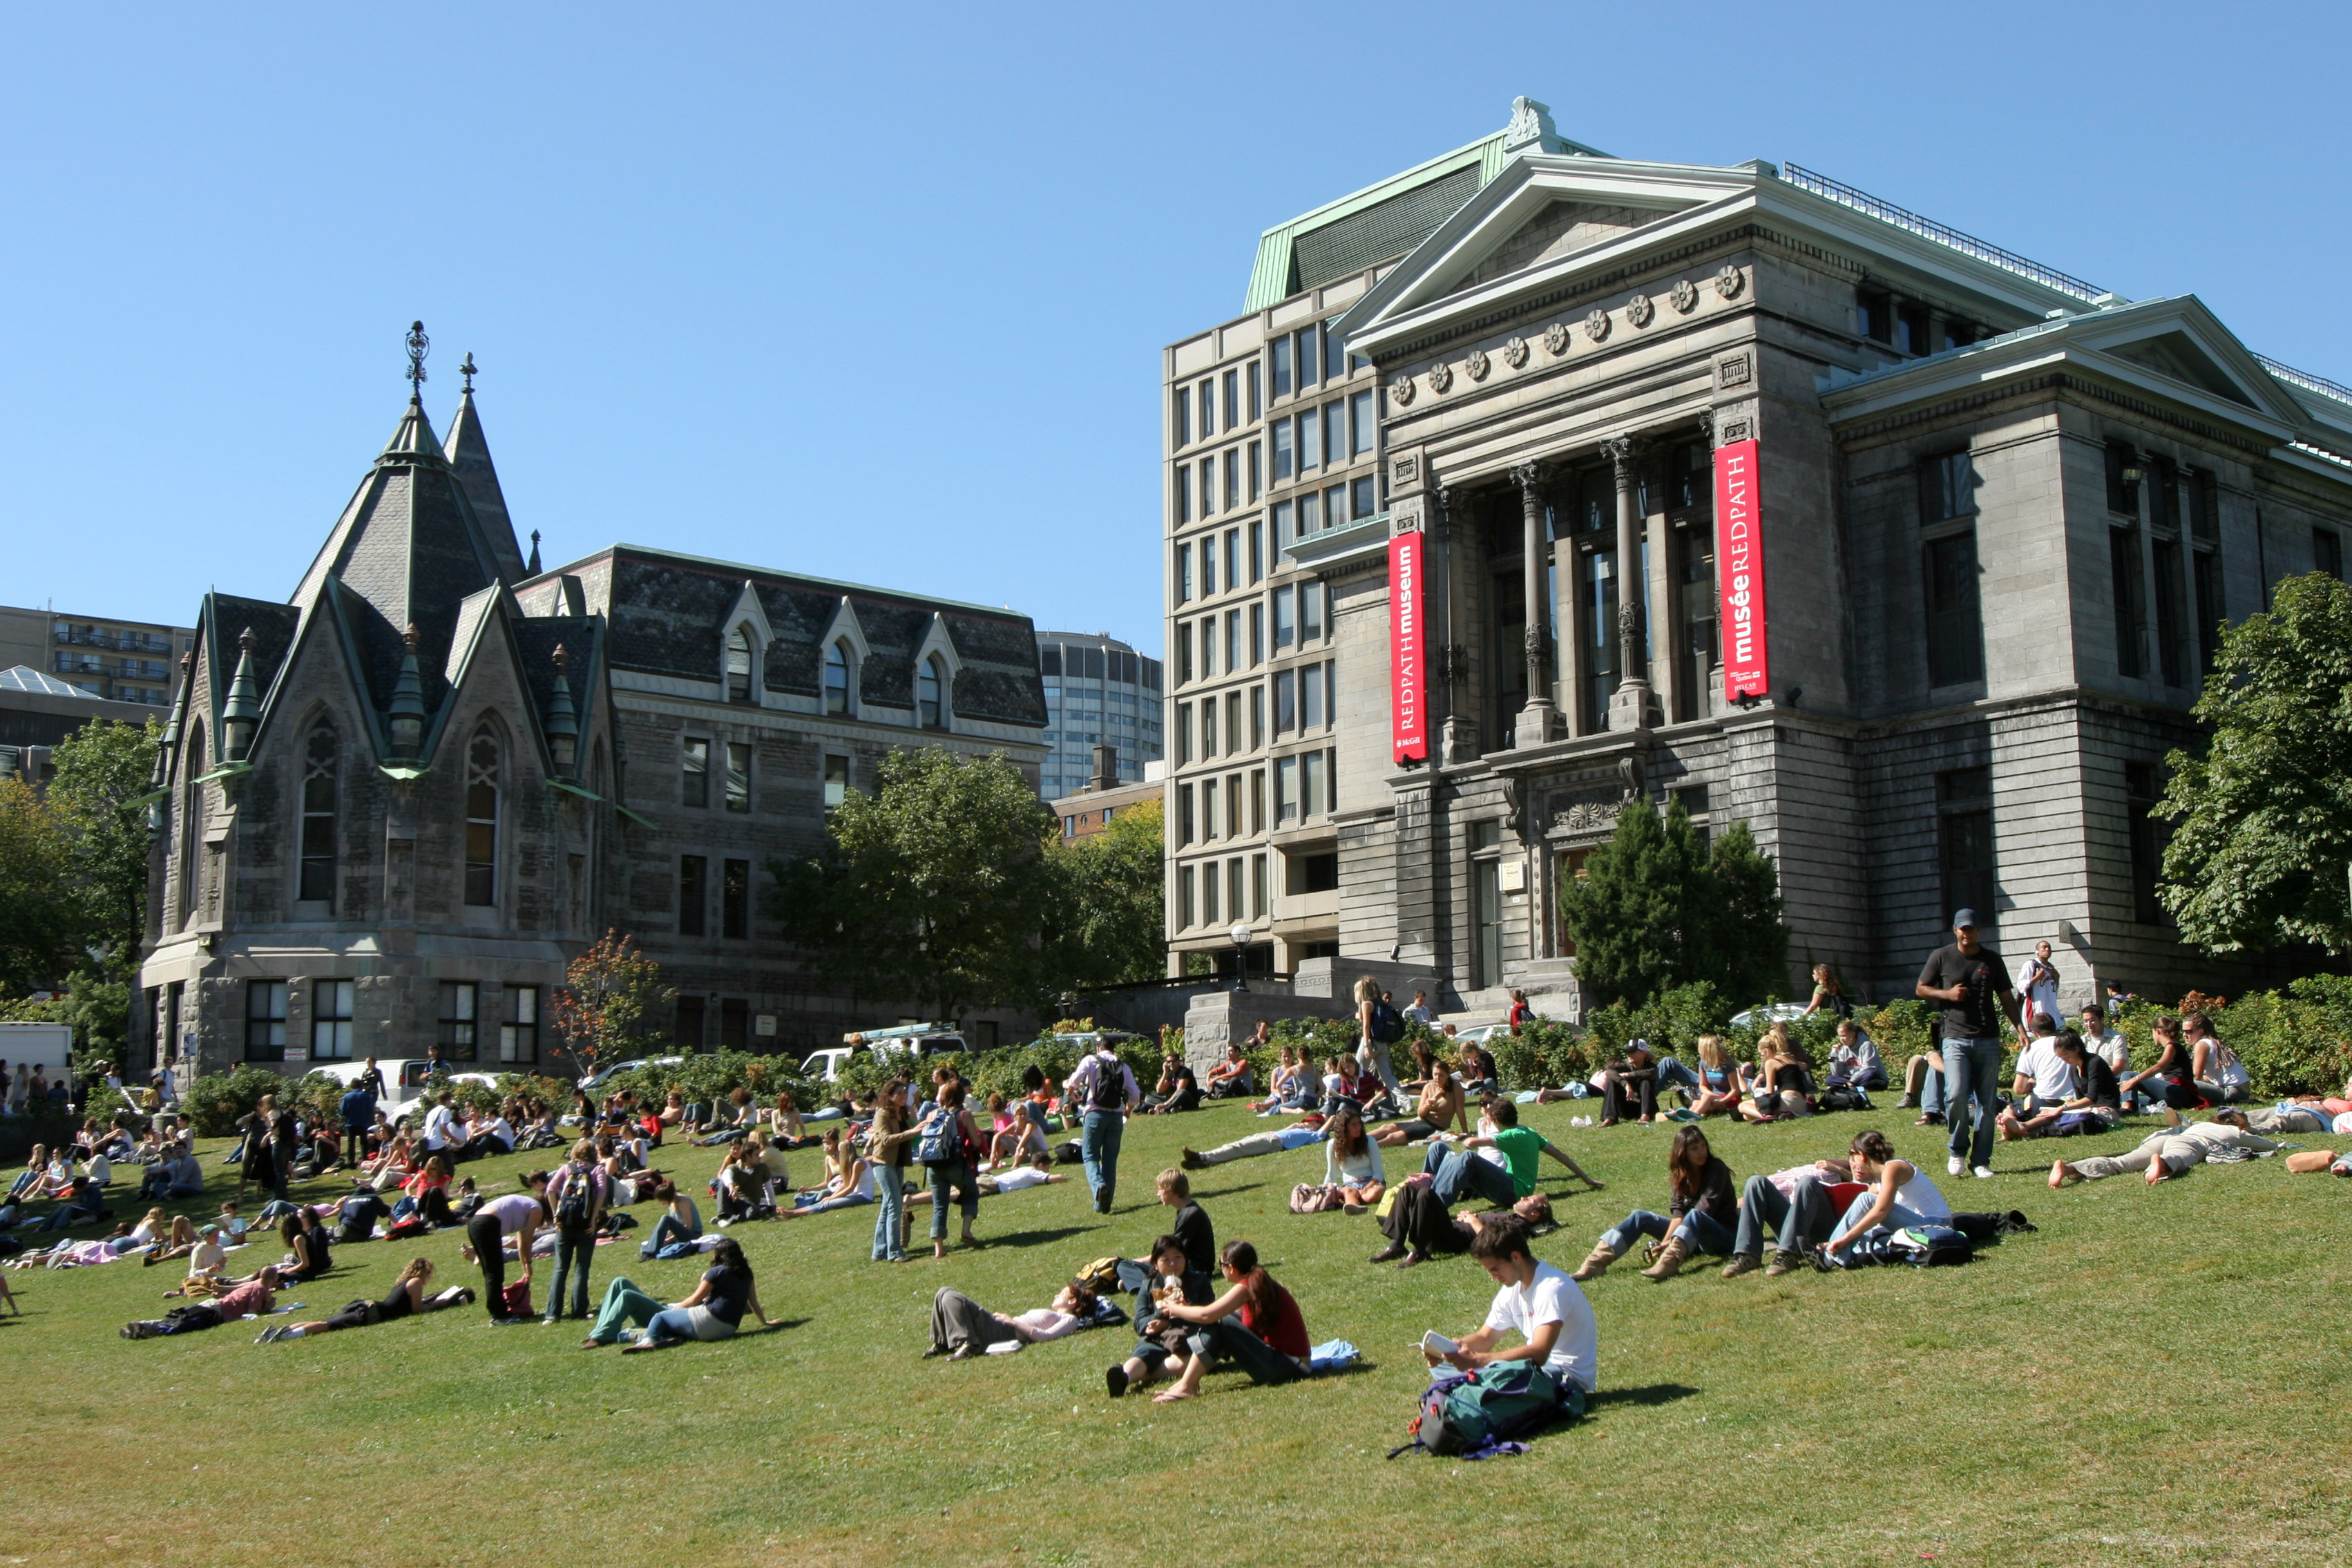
[443,388,529,582]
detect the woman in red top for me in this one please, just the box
[1507,989,1533,1033]
[1152,1239,1310,1404]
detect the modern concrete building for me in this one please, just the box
[1163,95,2352,1015]
[138,350,1047,1078]
[0,604,195,708]
[1034,630,1161,798]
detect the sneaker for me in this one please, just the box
[1947,1156,1966,1176]
[1973,1165,1995,1179]
[1105,1364,1129,1399]
[1763,1250,1803,1278]
[1719,1254,1761,1279]
[1180,1149,1205,1170]
[1899,1094,1920,1109]
[541,1315,562,1326]
[254,1326,283,1344]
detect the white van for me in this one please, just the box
[0,1022,75,1107]
[309,1058,500,1125]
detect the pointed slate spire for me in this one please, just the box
[221,627,262,761]
[388,623,426,758]
[528,530,542,575]
[443,361,528,581]
[544,643,578,773]
[376,394,444,468]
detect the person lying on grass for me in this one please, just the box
[1422,1213,1596,1400]
[901,1152,1068,1207]
[925,1280,1104,1360]
[1104,1234,1214,1399]
[1138,1239,1310,1405]
[256,1256,465,1341]
[1181,1118,1326,1170]
[1371,1183,1552,1269]
[2049,1117,2282,1187]
[122,1266,280,1339]
[582,1236,775,1352]
[1573,1125,1738,1283]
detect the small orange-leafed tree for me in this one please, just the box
[552,930,676,1075]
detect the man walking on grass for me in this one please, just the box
[1915,909,2021,1182]
[1065,1038,1138,1214]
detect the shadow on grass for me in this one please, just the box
[1587,1382,1699,1411]
[973,1225,1099,1251]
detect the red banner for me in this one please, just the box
[1389,530,1428,764]
[1714,439,1768,703]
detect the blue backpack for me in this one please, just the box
[1392,1361,1578,1458]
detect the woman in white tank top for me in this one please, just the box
[1825,1129,1951,1256]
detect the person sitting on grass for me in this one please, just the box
[141,1214,202,1268]
[1828,1020,1889,1093]
[2186,1012,2253,1105]
[2007,1013,2078,1122]
[1595,1038,1663,1127]
[1113,1169,1218,1301]
[1902,1042,1949,1126]
[593,1236,775,1352]
[2121,1015,2199,1120]
[1254,1046,1314,1112]
[1686,1035,1743,1118]
[1822,1129,1951,1261]
[711,1142,777,1225]
[24,1174,106,1234]
[122,1265,280,1339]
[1373,1061,1471,1147]
[694,1088,759,1147]
[138,1142,204,1203]
[1204,1043,1256,1100]
[925,1280,1104,1360]
[1319,1105,1386,1214]
[1720,1161,1844,1279]
[1456,1038,1501,1102]
[1141,1239,1310,1404]
[256,1256,461,1341]
[2000,1031,2119,1140]
[1143,1060,1204,1116]
[1104,1234,1214,1399]
[401,1155,457,1229]
[1421,1097,1604,1211]
[2049,1117,2283,1188]
[1421,1213,1597,1411]
[778,1129,875,1216]
[639,1180,703,1259]
[1573,1125,1738,1283]
[1371,1183,1553,1269]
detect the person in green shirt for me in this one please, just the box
[1419,1097,1603,1208]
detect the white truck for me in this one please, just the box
[0,1022,76,1109]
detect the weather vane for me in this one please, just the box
[405,321,429,397]
[459,352,477,393]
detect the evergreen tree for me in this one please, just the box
[1559,796,1790,1008]
[1699,819,1790,1004]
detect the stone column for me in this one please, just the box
[1510,460,1560,747]
[1605,437,1656,730]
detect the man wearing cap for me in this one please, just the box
[1915,909,2022,1180]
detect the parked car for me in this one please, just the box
[1728,1002,1809,1029]
[577,1055,687,1096]
[800,1046,856,1084]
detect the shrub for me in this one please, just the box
[186,1065,294,1137]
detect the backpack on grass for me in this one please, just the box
[1841,1224,1973,1268]
[1390,1362,1579,1459]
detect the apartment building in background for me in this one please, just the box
[0,602,195,707]
[1034,630,1162,798]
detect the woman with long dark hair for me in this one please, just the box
[2121,1015,2199,1119]
[1148,1239,1311,1404]
[1572,1125,1737,1283]
[866,1082,918,1263]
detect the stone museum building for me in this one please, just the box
[1162,97,2352,1015]
[140,352,1046,1077]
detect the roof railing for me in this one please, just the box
[1781,162,2104,303]
[2255,354,2352,412]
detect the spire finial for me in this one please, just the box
[405,321,429,399]
[528,529,542,575]
[553,642,570,676]
[459,352,477,393]
[403,622,420,652]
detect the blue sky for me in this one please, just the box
[3,2,2344,655]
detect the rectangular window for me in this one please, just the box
[2152,537,2188,687]
[312,979,354,1061]
[1199,456,1215,516]
[1250,767,1265,832]
[679,854,707,938]
[1298,490,1320,535]
[1174,702,1192,765]
[500,985,539,1064]
[1199,378,1215,438]
[1936,767,1996,928]
[720,998,748,1051]
[1273,586,1295,649]
[1300,660,1325,730]
[1325,323,1346,382]
[1225,772,1242,838]
[1301,580,1323,642]
[2315,527,2343,580]
[1223,369,1239,430]
[1201,535,1217,597]
[1351,390,1375,457]
[1249,604,1263,666]
[1228,858,1245,921]
[1176,622,1194,685]
[1299,405,1321,470]
[1251,852,1268,917]
[1275,756,1298,824]
[1223,449,1240,511]
[1274,669,1296,732]
[1271,336,1292,399]
[1200,615,1217,678]
[725,743,751,813]
[1174,385,1191,448]
[1224,691,1241,757]
[1177,783,1195,847]
[1326,484,1348,527]
[1297,329,1320,390]
[1897,305,1929,356]
[1919,451,1975,522]
[1250,684,1265,749]
[823,754,849,811]
[1352,475,1377,522]
[682,736,709,807]
[1179,863,1196,928]
[1248,441,1262,500]
[1248,521,1263,584]
[674,995,704,1054]
[723,858,749,939]
[1176,466,1191,524]
[1273,419,1293,481]
[1225,610,1241,672]
[2105,441,2141,517]
[1203,778,1220,843]
[1176,542,1192,604]
[2111,524,2148,678]
[245,979,287,1062]
[1301,749,1326,819]
[1224,528,1241,592]
[438,982,479,1062]
[1324,403,1346,469]
[1273,499,1293,541]
[2125,761,2170,925]
[1203,857,1220,924]
[1201,698,1217,758]
[1857,291,1892,343]
[1247,359,1262,419]
[1923,532,1985,686]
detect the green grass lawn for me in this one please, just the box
[5,1100,2348,1568]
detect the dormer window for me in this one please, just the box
[919,654,946,729]
[825,641,854,717]
[726,625,755,704]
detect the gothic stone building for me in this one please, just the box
[1161,97,2352,1016]
[140,382,1045,1078]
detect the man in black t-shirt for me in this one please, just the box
[1914,908,2020,1180]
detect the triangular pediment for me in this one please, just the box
[1450,198,1658,297]
[2105,330,2255,408]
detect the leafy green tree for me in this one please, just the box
[1700,819,1790,1004]
[552,930,677,1072]
[1044,796,1166,988]
[771,749,1060,1025]
[0,778,77,995]
[1559,796,1790,1009]
[2157,573,2352,955]
[48,718,162,973]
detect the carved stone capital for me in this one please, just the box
[1603,436,1640,488]
[1615,604,1638,642]
[1508,459,1547,495]
[1694,408,1715,443]
[1523,624,1545,659]
[1431,483,1454,535]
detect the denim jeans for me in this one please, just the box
[1080,1110,1124,1210]
[1656,1058,1703,1098]
[1600,1205,1735,1258]
[1730,1174,1837,1257]
[871,1163,908,1261]
[640,1212,702,1259]
[1422,1142,1517,1208]
[928,1159,979,1241]
[1943,1037,2003,1167]
[589,1275,662,1343]
[1185,1317,1304,1386]
[547,1224,595,1320]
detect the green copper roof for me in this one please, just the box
[1242,99,1609,312]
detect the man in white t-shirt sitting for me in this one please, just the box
[2005,1014,2078,1128]
[421,1092,458,1159]
[1421,1214,1597,1405]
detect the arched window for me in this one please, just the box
[918,654,946,729]
[824,641,853,716]
[178,720,206,930]
[726,625,755,704]
[298,723,337,905]
[464,728,499,907]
